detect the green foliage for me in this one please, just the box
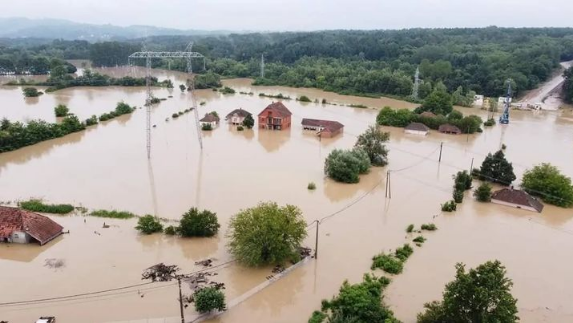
[421,89,453,115]
[85,115,98,126]
[447,110,463,121]
[354,125,390,166]
[19,199,74,214]
[172,113,179,119]
[201,123,213,131]
[317,274,396,323]
[179,84,186,92]
[90,210,135,219]
[394,244,414,262]
[299,95,312,102]
[23,87,42,97]
[309,311,328,323]
[371,253,404,274]
[406,224,415,233]
[376,106,482,134]
[195,72,222,89]
[484,118,496,127]
[324,148,371,183]
[228,202,307,266]
[242,114,255,129]
[237,125,244,131]
[521,163,573,207]
[258,92,292,100]
[477,150,516,185]
[178,208,220,237]
[54,104,69,117]
[441,200,457,212]
[564,66,573,104]
[308,182,317,190]
[59,114,86,134]
[453,189,464,203]
[193,287,226,313]
[349,104,368,109]
[413,236,426,244]
[417,261,518,323]
[135,215,164,234]
[421,224,437,231]
[220,86,236,94]
[452,86,477,107]
[474,182,493,202]
[164,225,177,235]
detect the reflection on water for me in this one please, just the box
[1,68,573,323]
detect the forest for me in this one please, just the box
[2,28,573,99]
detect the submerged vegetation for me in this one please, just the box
[90,210,136,219]
[377,106,483,134]
[324,148,371,183]
[19,199,74,214]
[521,163,573,207]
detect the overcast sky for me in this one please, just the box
[1,0,572,31]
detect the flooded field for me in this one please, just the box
[1,67,573,323]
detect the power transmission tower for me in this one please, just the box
[411,67,420,100]
[260,54,265,79]
[128,48,205,157]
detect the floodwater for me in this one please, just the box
[1,67,573,323]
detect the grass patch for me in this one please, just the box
[394,244,414,262]
[413,236,426,244]
[421,223,438,231]
[19,199,75,214]
[371,253,404,274]
[406,224,414,233]
[90,210,136,219]
[349,104,368,109]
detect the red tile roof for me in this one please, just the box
[420,111,437,118]
[439,124,462,134]
[301,118,344,133]
[0,206,63,245]
[258,102,292,118]
[200,113,220,122]
[491,188,544,212]
[405,122,430,132]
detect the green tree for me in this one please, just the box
[474,182,493,202]
[23,87,42,97]
[227,201,307,266]
[179,84,186,92]
[421,89,453,115]
[299,95,312,102]
[477,150,516,186]
[521,163,573,207]
[59,114,85,133]
[417,260,518,323]
[135,215,164,234]
[178,207,220,237]
[54,104,69,117]
[354,125,390,166]
[324,148,371,183]
[242,114,255,129]
[194,287,226,313]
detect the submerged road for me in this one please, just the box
[518,60,573,110]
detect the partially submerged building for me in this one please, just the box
[405,122,430,136]
[491,188,544,213]
[438,124,462,135]
[420,111,437,118]
[0,206,63,245]
[258,102,292,130]
[199,113,220,128]
[225,108,252,125]
[301,118,344,138]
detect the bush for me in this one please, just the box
[172,113,179,119]
[242,114,255,129]
[413,236,426,244]
[454,171,473,191]
[441,200,457,212]
[90,210,135,219]
[324,148,371,183]
[484,118,496,127]
[521,163,573,207]
[228,202,307,266]
[194,287,226,313]
[349,104,368,108]
[135,215,164,234]
[220,86,236,94]
[19,199,74,214]
[179,84,186,92]
[54,104,69,117]
[474,182,493,202]
[237,125,244,131]
[298,95,311,102]
[477,150,516,185]
[85,115,98,126]
[23,87,42,97]
[178,208,220,237]
[394,244,414,261]
[321,98,327,104]
[354,125,390,166]
[164,225,177,235]
[406,224,414,233]
[371,253,404,274]
[307,182,317,190]
[421,224,438,231]
[202,123,213,131]
[453,189,464,203]
[309,311,327,323]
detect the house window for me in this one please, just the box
[13,234,18,238]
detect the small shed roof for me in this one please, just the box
[439,124,462,134]
[225,108,251,120]
[258,102,292,118]
[200,113,220,122]
[491,188,544,213]
[405,122,430,132]
[0,206,63,245]
[420,111,437,118]
[301,118,344,133]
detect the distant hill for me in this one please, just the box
[0,17,230,40]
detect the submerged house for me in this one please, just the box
[301,118,344,138]
[225,108,252,125]
[438,124,462,135]
[420,111,437,118]
[199,113,220,128]
[0,206,63,245]
[258,102,292,130]
[405,122,430,136]
[491,188,544,213]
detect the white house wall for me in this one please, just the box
[10,231,31,244]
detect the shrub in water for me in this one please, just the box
[237,125,244,131]
[202,123,213,131]
[474,182,493,202]
[54,104,69,117]
[421,224,437,231]
[441,200,457,212]
[413,236,426,244]
[307,182,316,190]
[371,253,404,274]
[135,215,164,234]
[298,95,311,102]
[164,225,177,235]
[453,189,464,203]
[85,115,98,126]
[406,224,415,233]
[194,287,226,313]
[394,244,414,261]
[19,199,74,214]
[90,210,135,219]
[178,207,220,237]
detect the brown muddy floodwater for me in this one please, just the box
[1,67,573,323]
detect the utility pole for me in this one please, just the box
[385,171,392,199]
[177,277,185,323]
[438,142,443,163]
[470,157,474,173]
[314,220,319,259]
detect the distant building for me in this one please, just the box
[438,124,462,135]
[199,113,220,128]
[225,108,252,125]
[491,188,544,213]
[0,206,63,245]
[301,118,344,138]
[420,111,437,118]
[405,122,430,136]
[258,102,292,130]
[473,95,484,106]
